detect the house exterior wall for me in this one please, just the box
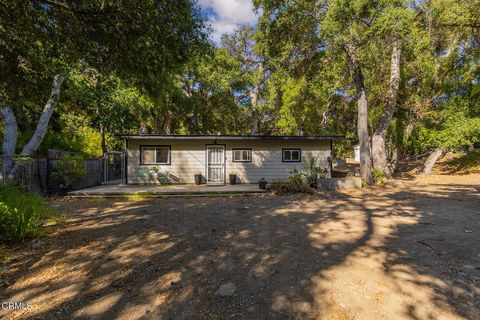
[126,138,331,184]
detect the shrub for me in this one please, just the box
[52,156,87,188]
[271,168,315,194]
[372,168,385,185]
[0,184,54,242]
[288,168,304,186]
[303,156,327,185]
[271,181,315,194]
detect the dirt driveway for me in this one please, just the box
[1,179,480,319]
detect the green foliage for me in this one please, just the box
[63,65,155,138]
[0,184,54,242]
[2,0,480,167]
[254,0,479,163]
[408,99,480,154]
[34,114,106,157]
[372,168,385,184]
[276,77,306,134]
[1,0,208,159]
[271,168,315,194]
[303,156,327,185]
[52,156,87,188]
[11,155,33,167]
[127,194,149,201]
[472,84,480,97]
[288,168,305,186]
[170,46,247,134]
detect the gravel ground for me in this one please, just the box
[1,177,479,319]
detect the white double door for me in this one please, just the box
[206,145,225,184]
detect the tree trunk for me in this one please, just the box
[21,74,65,155]
[405,118,415,138]
[190,97,200,134]
[249,63,263,135]
[191,109,199,134]
[372,41,401,176]
[94,74,108,155]
[139,121,147,134]
[388,147,399,174]
[345,43,373,185]
[0,105,18,173]
[421,148,445,175]
[100,124,107,154]
[182,83,199,134]
[357,87,373,185]
[162,110,172,134]
[249,88,259,135]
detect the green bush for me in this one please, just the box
[303,156,327,185]
[372,168,385,185]
[288,168,304,186]
[0,184,54,242]
[271,168,315,194]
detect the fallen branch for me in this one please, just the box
[417,240,442,256]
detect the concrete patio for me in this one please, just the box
[68,183,268,197]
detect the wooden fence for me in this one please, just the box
[0,152,104,194]
[47,158,104,193]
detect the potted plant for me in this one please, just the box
[194,173,203,185]
[229,173,237,185]
[258,177,268,189]
[52,156,87,195]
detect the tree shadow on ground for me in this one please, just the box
[0,183,479,319]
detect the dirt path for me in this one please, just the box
[1,180,479,319]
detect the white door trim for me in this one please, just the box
[206,144,226,184]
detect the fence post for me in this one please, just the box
[120,153,125,185]
[103,153,108,183]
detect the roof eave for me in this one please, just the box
[118,135,346,141]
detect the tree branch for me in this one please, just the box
[21,74,65,156]
[438,22,480,29]
[34,0,118,15]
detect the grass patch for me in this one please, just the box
[127,194,149,201]
[0,245,14,264]
[444,150,480,174]
[0,183,54,243]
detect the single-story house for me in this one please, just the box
[120,135,344,184]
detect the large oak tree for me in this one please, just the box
[0,0,206,174]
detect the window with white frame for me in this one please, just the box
[140,146,171,165]
[232,148,252,162]
[282,148,301,162]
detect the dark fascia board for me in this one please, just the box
[118,134,345,141]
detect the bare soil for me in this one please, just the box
[1,176,480,319]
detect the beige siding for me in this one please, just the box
[127,138,331,184]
